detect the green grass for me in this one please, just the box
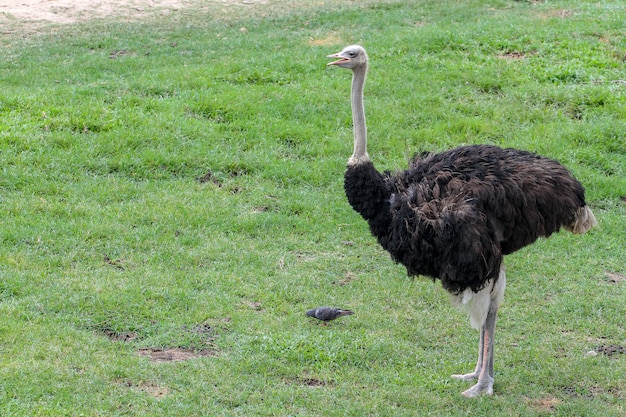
[1,0,625,415]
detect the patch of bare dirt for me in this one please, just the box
[497,51,536,60]
[0,0,188,25]
[96,321,223,362]
[285,376,330,388]
[528,396,562,413]
[196,170,224,186]
[101,330,140,342]
[103,255,126,270]
[334,271,358,286]
[138,347,217,362]
[604,270,626,284]
[596,345,626,357]
[0,0,272,25]
[138,382,170,398]
[242,299,264,311]
[118,379,170,398]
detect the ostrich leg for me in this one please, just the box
[452,269,506,397]
[451,327,485,382]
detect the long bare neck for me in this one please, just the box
[349,64,370,165]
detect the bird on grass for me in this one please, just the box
[327,45,597,397]
[306,307,354,322]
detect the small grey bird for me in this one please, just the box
[306,307,354,322]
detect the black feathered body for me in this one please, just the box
[344,144,588,294]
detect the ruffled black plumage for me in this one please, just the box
[344,144,589,294]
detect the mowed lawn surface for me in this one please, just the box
[1,0,625,415]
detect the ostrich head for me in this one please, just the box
[327,45,368,70]
[327,45,370,165]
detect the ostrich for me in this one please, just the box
[327,45,597,397]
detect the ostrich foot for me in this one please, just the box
[461,377,494,398]
[451,372,478,381]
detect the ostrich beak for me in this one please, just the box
[327,53,348,66]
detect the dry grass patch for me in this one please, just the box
[308,32,343,47]
[534,9,573,20]
[604,270,625,284]
[528,396,562,413]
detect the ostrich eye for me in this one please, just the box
[348,51,356,57]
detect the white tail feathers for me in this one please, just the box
[565,205,598,234]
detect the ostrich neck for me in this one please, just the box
[349,65,370,165]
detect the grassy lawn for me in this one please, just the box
[1,0,625,415]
